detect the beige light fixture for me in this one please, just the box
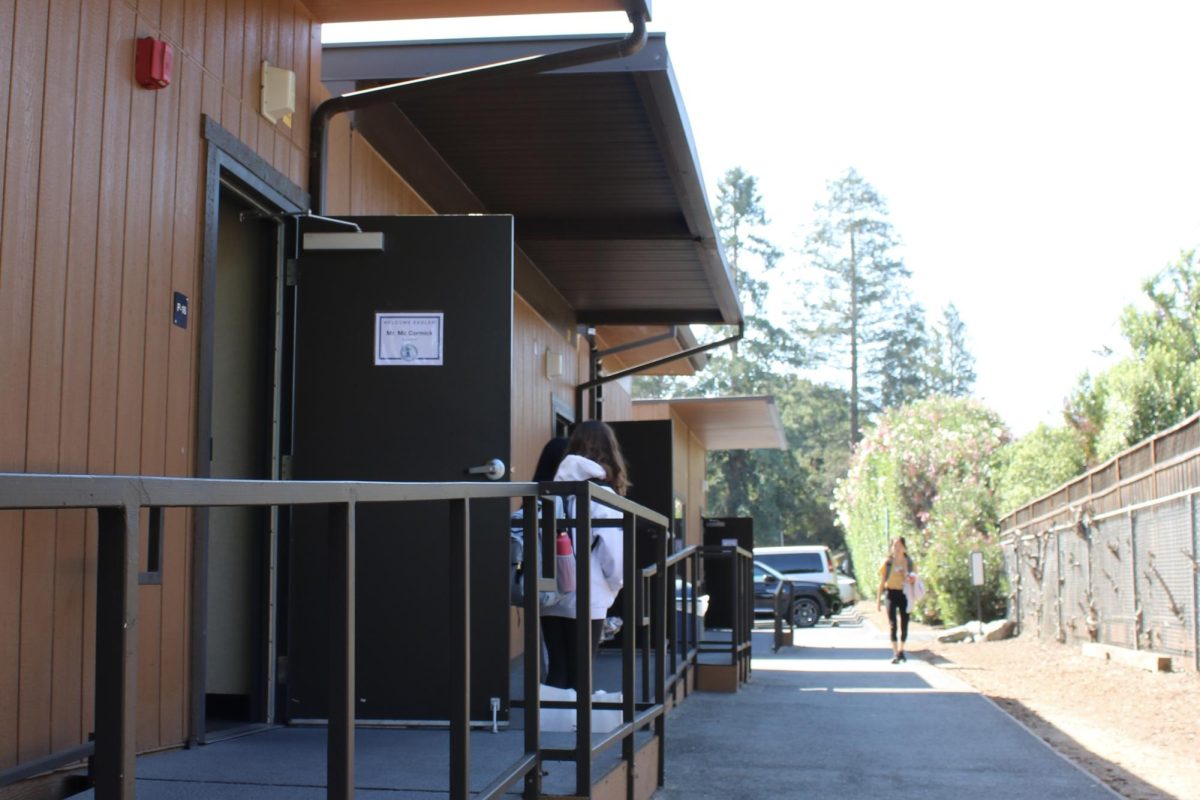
[261,61,295,127]
[544,349,563,379]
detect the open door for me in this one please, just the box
[285,215,514,724]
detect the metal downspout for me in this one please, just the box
[575,322,745,421]
[308,5,650,215]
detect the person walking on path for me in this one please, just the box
[877,537,915,664]
[540,421,630,689]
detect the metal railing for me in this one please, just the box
[696,545,754,687]
[0,473,670,800]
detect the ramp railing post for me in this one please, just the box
[573,485,592,797]
[327,501,356,800]
[449,499,471,800]
[94,502,139,800]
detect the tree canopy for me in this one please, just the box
[1065,249,1200,463]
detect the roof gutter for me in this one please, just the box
[577,322,744,421]
[308,2,650,214]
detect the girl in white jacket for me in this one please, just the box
[541,421,629,689]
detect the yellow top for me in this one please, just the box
[879,556,911,590]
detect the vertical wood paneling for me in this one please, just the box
[271,127,287,177]
[89,0,136,476]
[18,509,54,762]
[260,119,276,171]
[242,0,260,107]
[324,111,349,213]
[294,5,313,156]
[158,507,189,742]
[0,0,15,760]
[203,0,223,80]
[61,0,106,484]
[239,102,257,152]
[168,56,202,481]
[160,53,204,745]
[690,434,705,545]
[161,0,184,46]
[27,0,77,471]
[182,0,204,61]
[202,72,221,123]
[0,0,15,246]
[139,0,162,29]
[43,0,87,755]
[6,0,52,765]
[275,0,292,96]
[50,512,86,751]
[261,0,276,68]
[135,581,162,750]
[141,38,181,483]
[511,296,577,480]
[114,24,154,476]
[0,511,19,769]
[223,0,244,100]
[0,0,46,473]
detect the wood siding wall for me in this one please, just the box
[686,432,705,548]
[0,0,321,769]
[629,404,709,548]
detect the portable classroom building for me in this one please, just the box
[0,0,750,785]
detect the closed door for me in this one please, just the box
[286,215,514,723]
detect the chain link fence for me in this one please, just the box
[1000,414,1200,671]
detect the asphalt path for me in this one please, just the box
[656,616,1119,800]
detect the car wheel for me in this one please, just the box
[791,597,820,628]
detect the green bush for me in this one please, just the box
[835,396,1009,624]
[995,423,1087,517]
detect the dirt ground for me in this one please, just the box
[858,606,1200,800]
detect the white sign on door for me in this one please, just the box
[375,313,444,366]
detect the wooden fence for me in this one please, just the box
[999,413,1200,670]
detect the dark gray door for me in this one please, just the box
[703,517,754,629]
[286,215,513,723]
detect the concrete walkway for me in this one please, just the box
[655,618,1118,800]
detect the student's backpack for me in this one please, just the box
[510,511,532,606]
[510,497,566,606]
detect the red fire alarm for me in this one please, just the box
[135,37,172,89]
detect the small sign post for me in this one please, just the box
[970,550,985,626]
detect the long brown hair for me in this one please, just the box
[565,421,629,495]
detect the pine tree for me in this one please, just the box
[924,303,977,397]
[799,168,910,444]
[634,167,845,546]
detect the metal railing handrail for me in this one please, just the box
[0,472,674,800]
[696,545,754,688]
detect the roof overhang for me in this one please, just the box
[633,396,787,450]
[322,33,742,327]
[594,325,706,376]
[309,1,646,24]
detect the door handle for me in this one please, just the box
[467,458,506,481]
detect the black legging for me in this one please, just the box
[542,616,604,690]
[886,588,909,644]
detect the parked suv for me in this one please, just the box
[755,545,852,612]
[752,561,838,628]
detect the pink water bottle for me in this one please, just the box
[555,532,576,593]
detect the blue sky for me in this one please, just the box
[326,1,1200,434]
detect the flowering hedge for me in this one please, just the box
[835,396,1010,624]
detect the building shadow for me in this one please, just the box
[981,695,1177,799]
